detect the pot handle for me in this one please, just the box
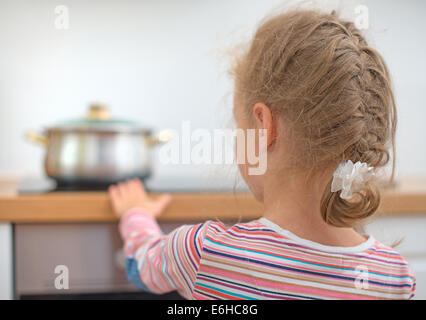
[147,130,173,147]
[26,132,49,146]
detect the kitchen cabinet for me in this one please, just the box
[0,223,13,300]
[13,222,185,298]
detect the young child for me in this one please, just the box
[108,10,416,300]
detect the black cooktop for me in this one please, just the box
[17,176,249,194]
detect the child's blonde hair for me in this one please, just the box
[232,9,397,228]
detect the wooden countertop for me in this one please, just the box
[1,178,426,223]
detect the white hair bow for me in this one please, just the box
[331,160,375,200]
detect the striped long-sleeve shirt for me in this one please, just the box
[119,208,416,300]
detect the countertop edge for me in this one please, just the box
[2,178,426,223]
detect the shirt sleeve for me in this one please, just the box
[118,207,211,299]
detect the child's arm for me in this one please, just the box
[119,208,209,298]
[109,179,209,299]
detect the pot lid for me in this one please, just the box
[48,104,151,133]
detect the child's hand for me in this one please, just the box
[108,179,172,218]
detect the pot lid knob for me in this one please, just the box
[87,103,111,121]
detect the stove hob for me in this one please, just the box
[54,177,149,192]
[17,176,246,194]
[17,177,150,194]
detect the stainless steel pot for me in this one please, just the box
[26,104,170,184]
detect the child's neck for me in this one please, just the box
[262,174,368,248]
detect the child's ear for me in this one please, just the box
[252,102,276,147]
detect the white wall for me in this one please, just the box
[0,0,425,183]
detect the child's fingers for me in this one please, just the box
[121,179,138,195]
[126,180,140,199]
[157,194,172,213]
[108,185,119,199]
[108,185,121,213]
[118,181,130,197]
[129,178,146,196]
